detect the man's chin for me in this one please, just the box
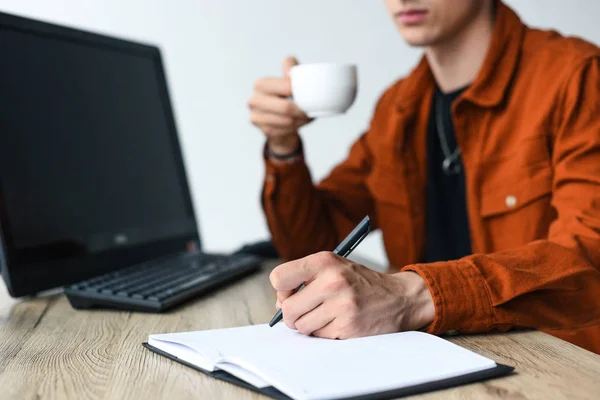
[399,29,437,47]
[402,36,433,47]
[405,41,428,48]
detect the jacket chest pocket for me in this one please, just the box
[479,163,556,251]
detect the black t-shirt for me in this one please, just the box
[424,86,472,262]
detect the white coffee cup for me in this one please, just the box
[289,63,358,118]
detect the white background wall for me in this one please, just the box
[0,0,598,266]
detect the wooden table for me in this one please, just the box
[1,261,599,400]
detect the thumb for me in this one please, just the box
[282,56,299,78]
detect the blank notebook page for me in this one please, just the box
[149,324,497,400]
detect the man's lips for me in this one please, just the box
[396,9,429,25]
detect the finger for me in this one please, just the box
[250,110,294,129]
[280,278,329,329]
[270,252,330,291]
[282,56,299,78]
[294,303,336,336]
[254,77,292,97]
[248,93,305,118]
[276,289,294,304]
[312,318,340,339]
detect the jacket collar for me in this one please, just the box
[394,1,526,111]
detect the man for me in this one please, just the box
[248,0,600,353]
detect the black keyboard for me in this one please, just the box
[64,252,261,312]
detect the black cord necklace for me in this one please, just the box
[435,95,462,176]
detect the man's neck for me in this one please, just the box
[425,6,495,93]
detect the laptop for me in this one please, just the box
[0,11,263,311]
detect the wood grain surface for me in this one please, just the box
[1,261,599,400]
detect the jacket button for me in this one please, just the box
[505,195,517,209]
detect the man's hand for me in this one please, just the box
[269,252,435,339]
[248,56,312,155]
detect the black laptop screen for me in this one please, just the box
[0,25,197,265]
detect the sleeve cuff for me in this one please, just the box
[401,260,494,335]
[264,140,304,165]
[263,141,307,197]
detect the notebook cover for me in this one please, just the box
[142,342,514,400]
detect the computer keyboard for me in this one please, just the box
[64,252,261,312]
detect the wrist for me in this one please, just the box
[394,271,435,331]
[267,134,300,156]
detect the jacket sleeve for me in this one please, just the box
[262,134,375,261]
[261,91,398,261]
[402,57,600,352]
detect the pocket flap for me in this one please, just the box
[480,167,553,217]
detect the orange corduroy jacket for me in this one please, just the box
[262,2,600,353]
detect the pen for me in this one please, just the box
[268,215,372,327]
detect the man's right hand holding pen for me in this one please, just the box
[269,253,435,339]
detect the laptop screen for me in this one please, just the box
[0,13,199,295]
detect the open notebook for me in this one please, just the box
[144,324,512,400]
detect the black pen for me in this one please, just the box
[268,215,372,327]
